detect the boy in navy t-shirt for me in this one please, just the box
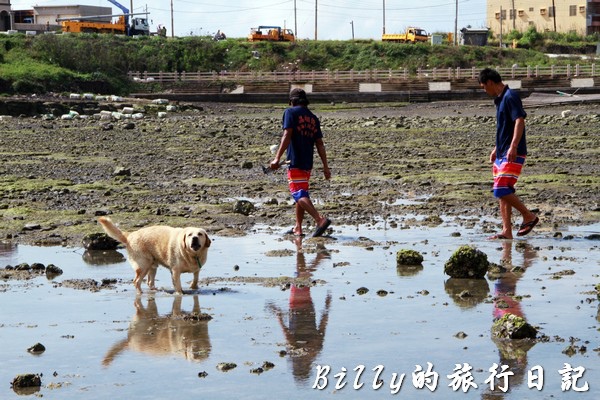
[479,68,539,239]
[271,88,332,237]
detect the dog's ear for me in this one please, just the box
[204,234,211,248]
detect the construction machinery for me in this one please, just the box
[59,0,149,35]
[248,26,295,42]
[382,27,429,43]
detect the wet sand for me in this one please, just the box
[0,99,597,245]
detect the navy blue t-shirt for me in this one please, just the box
[282,105,323,170]
[494,86,527,158]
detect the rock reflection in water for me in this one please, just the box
[103,295,211,366]
[267,237,331,385]
[82,249,126,266]
[444,278,490,308]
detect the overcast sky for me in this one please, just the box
[13,0,487,39]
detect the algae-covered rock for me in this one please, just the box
[444,245,489,279]
[233,200,255,216]
[396,249,423,265]
[492,313,537,339]
[82,232,119,250]
[12,374,42,389]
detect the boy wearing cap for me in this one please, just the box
[271,88,332,237]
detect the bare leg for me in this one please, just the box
[296,197,328,228]
[498,197,514,239]
[501,193,537,226]
[293,202,305,235]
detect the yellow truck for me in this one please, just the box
[382,27,429,43]
[248,26,295,42]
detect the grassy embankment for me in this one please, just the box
[0,27,597,95]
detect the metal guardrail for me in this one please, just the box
[128,64,598,83]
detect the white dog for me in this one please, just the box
[98,217,211,295]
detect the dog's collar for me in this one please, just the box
[195,256,203,270]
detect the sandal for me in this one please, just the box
[312,218,331,237]
[516,216,539,237]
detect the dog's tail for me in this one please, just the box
[98,216,129,245]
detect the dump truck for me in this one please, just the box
[248,26,295,42]
[382,27,429,43]
[59,0,149,35]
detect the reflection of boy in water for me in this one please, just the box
[267,237,331,384]
[493,241,536,320]
[487,241,538,398]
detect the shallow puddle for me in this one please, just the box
[1,219,599,399]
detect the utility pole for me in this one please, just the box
[382,0,386,35]
[170,0,174,37]
[294,0,297,39]
[454,0,458,45]
[512,0,516,30]
[314,0,317,40]
[552,0,557,31]
[350,20,354,40]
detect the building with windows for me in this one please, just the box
[0,2,112,34]
[486,0,600,36]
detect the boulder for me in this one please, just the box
[444,245,489,278]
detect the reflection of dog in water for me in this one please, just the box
[102,295,211,366]
[98,217,211,294]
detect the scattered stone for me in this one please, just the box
[45,264,63,278]
[216,362,237,372]
[82,232,120,250]
[396,249,423,265]
[356,287,369,295]
[30,263,45,272]
[444,245,489,279]
[27,343,45,354]
[15,263,31,271]
[60,278,116,291]
[491,313,537,339]
[376,290,388,297]
[262,361,275,370]
[113,166,131,177]
[233,200,255,216]
[12,374,41,389]
[455,331,468,339]
[198,371,208,378]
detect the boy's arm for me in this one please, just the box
[315,138,331,179]
[270,128,292,169]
